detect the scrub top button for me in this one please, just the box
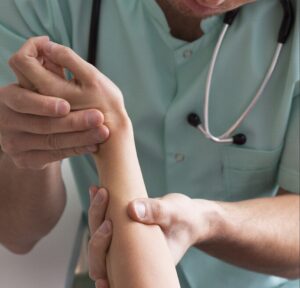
[174,153,185,163]
[183,49,193,59]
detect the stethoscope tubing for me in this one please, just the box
[192,0,294,145]
[201,24,284,144]
[88,0,294,146]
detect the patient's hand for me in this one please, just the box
[10,38,129,132]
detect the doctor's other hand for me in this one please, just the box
[88,186,219,275]
[128,193,217,265]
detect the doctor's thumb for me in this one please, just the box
[127,198,170,227]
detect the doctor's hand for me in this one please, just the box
[127,193,215,265]
[88,186,112,288]
[88,186,217,281]
[0,37,109,170]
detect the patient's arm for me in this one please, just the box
[10,39,180,288]
[94,111,179,288]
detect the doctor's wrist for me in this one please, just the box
[192,199,227,246]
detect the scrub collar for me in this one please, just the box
[141,0,223,50]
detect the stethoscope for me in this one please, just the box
[88,0,295,146]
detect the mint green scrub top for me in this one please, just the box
[0,0,299,287]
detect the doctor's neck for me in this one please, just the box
[157,0,255,41]
[156,0,204,42]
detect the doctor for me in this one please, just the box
[0,0,299,288]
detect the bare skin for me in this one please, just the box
[156,0,255,41]
[0,0,299,287]
[0,0,255,254]
[87,0,300,285]
[8,37,181,288]
[0,36,109,252]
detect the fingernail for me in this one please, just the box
[94,190,104,205]
[44,41,55,55]
[89,187,97,202]
[86,145,98,153]
[94,130,103,142]
[134,202,146,219]
[99,220,111,235]
[87,112,101,127]
[56,101,69,115]
[89,189,92,201]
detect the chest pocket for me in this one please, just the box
[222,146,283,201]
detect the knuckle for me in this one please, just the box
[88,74,103,90]
[50,149,64,162]
[152,201,165,221]
[12,51,25,66]
[14,154,45,170]
[71,146,85,156]
[41,119,54,134]
[46,134,59,150]
[68,115,79,131]
[10,91,24,111]
[27,37,36,44]
[59,46,73,60]
[0,109,10,129]
[13,154,29,169]
[8,56,15,69]
[0,136,18,154]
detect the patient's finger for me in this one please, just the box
[9,59,35,90]
[10,37,77,97]
[43,41,97,84]
[43,57,66,79]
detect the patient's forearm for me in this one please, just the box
[93,114,180,288]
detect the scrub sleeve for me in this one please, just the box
[278,93,300,194]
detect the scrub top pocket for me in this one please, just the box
[222,145,283,201]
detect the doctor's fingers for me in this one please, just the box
[89,188,110,235]
[2,84,70,117]
[9,146,99,170]
[128,197,172,229]
[88,220,112,282]
[0,108,104,135]
[0,127,108,155]
[95,279,110,288]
